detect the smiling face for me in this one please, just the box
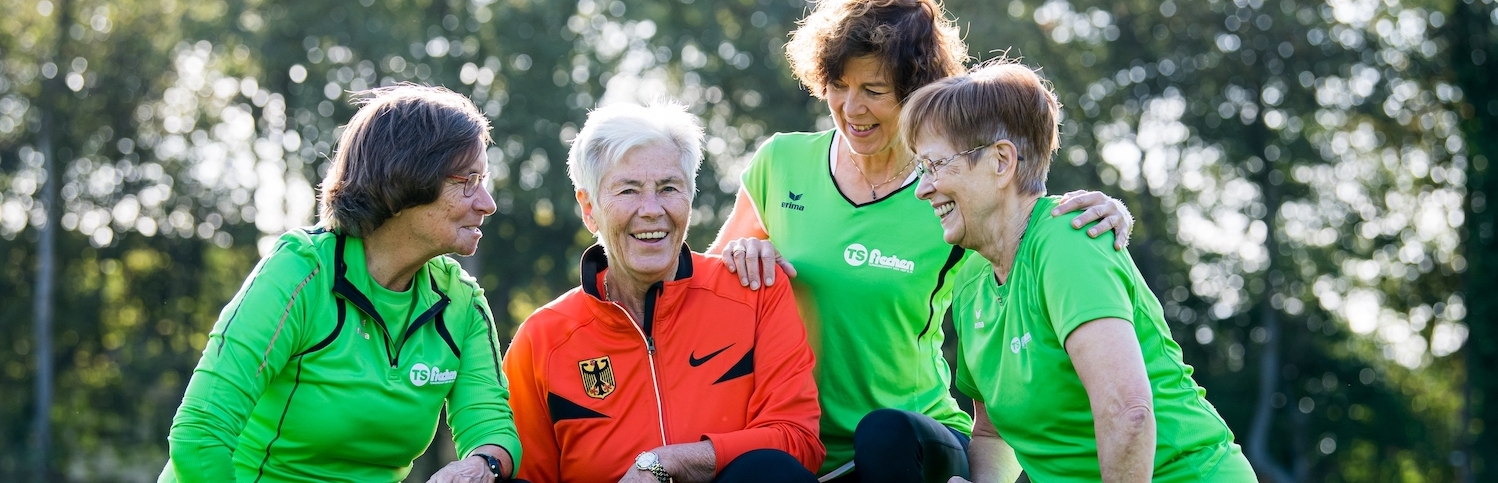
[579,142,692,285]
[826,56,904,158]
[398,146,496,257]
[913,131,1007,250]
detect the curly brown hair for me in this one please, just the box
[785,0,968,101]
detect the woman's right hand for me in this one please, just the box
[720,237,796,290]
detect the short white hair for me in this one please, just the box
[567,101,705,204]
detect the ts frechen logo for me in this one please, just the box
[578,355,617,399]
[780,191,806,211]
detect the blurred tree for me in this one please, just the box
[1448,1,1496,481]
[0,0,1482,481]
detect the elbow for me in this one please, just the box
[1110,397,1154,435]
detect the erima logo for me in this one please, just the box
[843,243,915,273]
[409,362,457,387]
[780,191,805,211]
[1010,333,1032,353]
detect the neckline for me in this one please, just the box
[826,130,920,208]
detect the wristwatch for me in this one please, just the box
[634,451,671,482]
[474,452,505,482]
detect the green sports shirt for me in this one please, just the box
[742,131,973,474]
[161,229,520,483]
[952,197,1255,482]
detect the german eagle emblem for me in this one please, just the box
[578,355,617,400]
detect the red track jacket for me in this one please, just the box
[504,244,823,482]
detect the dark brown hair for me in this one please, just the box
[785,0,968,101]
[900,57,1060,196]
[318,84,491,237]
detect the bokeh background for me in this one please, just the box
[1,0,1495,481]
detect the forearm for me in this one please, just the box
[1094,406,1155,483]
[966,435,1021,483]
[653,441,717,483]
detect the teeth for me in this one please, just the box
[633,231,667,240]
[851,124,875,132]
[934,203,954,218]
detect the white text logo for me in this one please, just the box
[1010,333,1032,353]
[409,362,458,387]
[843,243,915,273]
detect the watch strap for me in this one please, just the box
[474,453,504,482]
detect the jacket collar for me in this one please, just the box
[578,243,694,300]
[332,234,451,348]
[577,243,694,337]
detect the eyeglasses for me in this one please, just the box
[446,172,490,197]
[914,141,1024,179]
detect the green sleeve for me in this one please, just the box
[950,262,982,403]
[1037,219,1136,343]
[446,289,522,471]
[166,237,319,482]
[740,134,777,223]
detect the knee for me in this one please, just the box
[855,408,920,443]
[717,449,817,483]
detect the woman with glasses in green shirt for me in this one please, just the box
[906,59,1256,483]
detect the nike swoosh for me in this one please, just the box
[689,344,734,367]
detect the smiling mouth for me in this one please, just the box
[934,202,954,218]
[850,123,876,133]
[632,231,667,241]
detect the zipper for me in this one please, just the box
[606,299,669,447]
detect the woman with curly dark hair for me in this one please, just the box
[709,1,1135,481]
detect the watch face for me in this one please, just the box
[635,452,657,469]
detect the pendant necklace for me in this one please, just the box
[849,155,912,201]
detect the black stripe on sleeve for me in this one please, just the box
[917,246,967,339]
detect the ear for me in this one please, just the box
[576,189,599,233]
[989,140,1021,189]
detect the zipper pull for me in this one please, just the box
[646,336,657,355]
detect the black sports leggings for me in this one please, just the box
[827,408,972,483]
[714,448,819,483]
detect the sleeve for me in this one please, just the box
[950,272,983,403]
[739,134,778,223]
[1037,221,1137,343]
[165,241,318,482]
[503,317,563,483]
[701,265,825,473]
[445,291,523,470]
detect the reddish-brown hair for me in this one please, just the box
[900,58,1060,196]
[785,0,968,101]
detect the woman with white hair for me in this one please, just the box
[503,102,824,483]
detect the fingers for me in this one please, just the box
[1085,213,1113,237]
[777,256,798,279]
[743,241,764,290]
[1052,191,1102,217]
[1072,205,1102,229]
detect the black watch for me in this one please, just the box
[474,453,505,482]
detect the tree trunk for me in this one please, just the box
[31,0,70,480]
[1450,2,1497,482]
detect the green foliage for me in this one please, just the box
[0,0,1484,481]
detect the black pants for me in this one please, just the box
[714,448,819,483]
[826,408,971,483]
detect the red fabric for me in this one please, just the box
[504,248,823,483]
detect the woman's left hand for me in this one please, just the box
[1052,190,1134,250]
[427,455,492,483]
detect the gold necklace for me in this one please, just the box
[848,155,913,201]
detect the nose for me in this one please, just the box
[474,185,498,216]
[915,172,935,200]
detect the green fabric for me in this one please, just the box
[952,197,1253,483]
[161,230,520,483]
[742,131,973,474]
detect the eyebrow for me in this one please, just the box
[611,176,685,187]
